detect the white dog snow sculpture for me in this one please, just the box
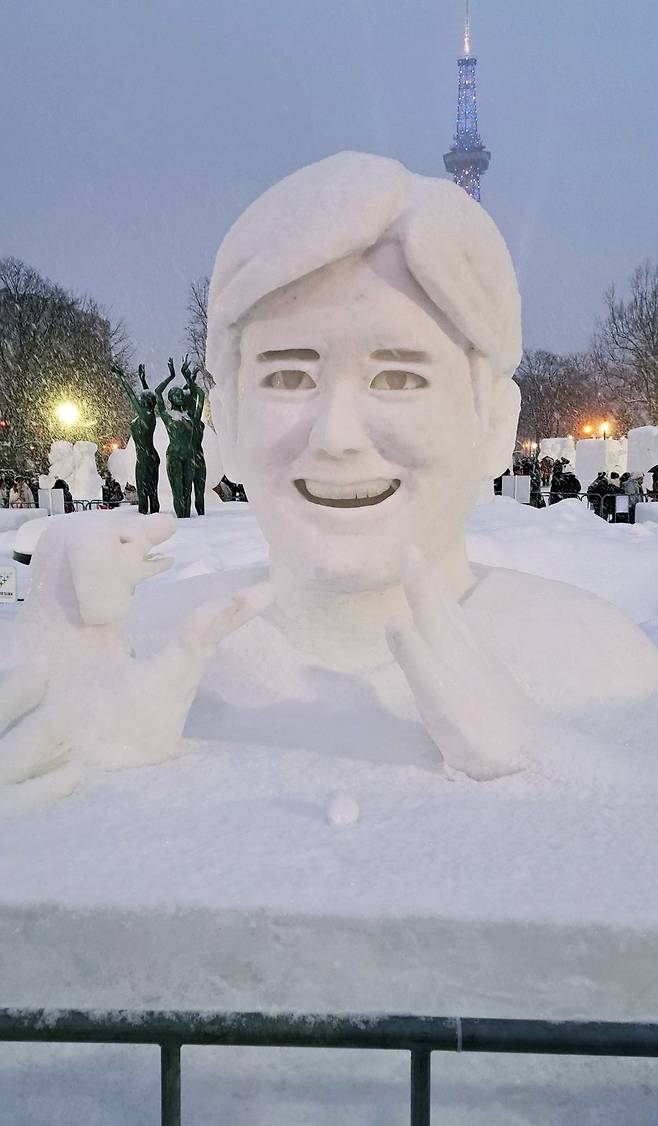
[2,152,658,809]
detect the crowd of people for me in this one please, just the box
[1,467,248,511]
[0,471,125,510]
[0,474,38,508]
[496,455,658,523]
[585,468,657,522]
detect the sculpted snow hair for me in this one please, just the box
[205,150,522,481]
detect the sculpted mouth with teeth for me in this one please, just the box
[294,478,401,507]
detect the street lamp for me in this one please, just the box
[600,421,610,440]
[54,400,81,427]
[583,424,593,436]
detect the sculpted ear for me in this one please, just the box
[209,382,240,484]
[480,379,520,478]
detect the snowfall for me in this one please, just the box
[1,497,658,1124]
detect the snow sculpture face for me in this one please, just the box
[73,440,98,463]
[207,152,522,592]
[49,440,75,477]
[237,251,480,589]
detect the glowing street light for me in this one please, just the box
[600,421,610,440]
[583,424,593,436]
[54,400,81,427]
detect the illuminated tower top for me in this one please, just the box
[463,0,471,56]
[443,2,491,202]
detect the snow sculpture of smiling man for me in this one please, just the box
[205,151,658,778]
[2,151,658,809]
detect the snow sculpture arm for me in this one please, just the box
[0,513,272,808]
[386,547,531,781]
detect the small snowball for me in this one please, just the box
[326,789,359,827]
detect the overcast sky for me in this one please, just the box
[2,0,656,375]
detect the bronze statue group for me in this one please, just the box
[112,357,206,519]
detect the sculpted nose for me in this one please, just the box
[308,388,369,458]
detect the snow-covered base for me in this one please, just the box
[2,499,658,1122]
[0,507,45,533]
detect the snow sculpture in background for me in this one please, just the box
[2,151,658,808]
[538,436,576,468]
[627,426,658,481]
[39,439,102,501]
[575,437,627,484]
[113,363,160,514]
[39,440,76,492]
[70,441,103,502]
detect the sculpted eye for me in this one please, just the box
[262,369,316,390]
[370,370,428,391]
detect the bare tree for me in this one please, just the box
[515,349,607,444]
[0,257,134,471]
[592,261,658,428]
[185,276,213,389]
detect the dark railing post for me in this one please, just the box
[160,1040,181,1126]
[410,1048,431,1126]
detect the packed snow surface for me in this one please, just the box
[2,498,658,1123]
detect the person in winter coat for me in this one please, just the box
[53,478,74,513]
[587,471,608,518]
[550,459,579,504]
[102,472,124,508]
[539,456,554,487]
[647,464,658,500]
[8,476,34,508]
[528,458,545,508]
[623,472,645,524]
[561,470,582,498]
[602,473,621,521]
[549,459,565,505]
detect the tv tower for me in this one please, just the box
[443,1,490,201]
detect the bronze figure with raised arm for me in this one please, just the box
[181,357,207,516]
[155,358,195,518]
[112,362,160,514]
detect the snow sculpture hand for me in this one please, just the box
[386,548,530,781]
[0,513,271,810]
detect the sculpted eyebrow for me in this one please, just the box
[370,349,430,363]
[257,349,320,361]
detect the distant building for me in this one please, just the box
[443,2,490,201]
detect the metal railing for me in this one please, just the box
[2,1008,658,1125]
